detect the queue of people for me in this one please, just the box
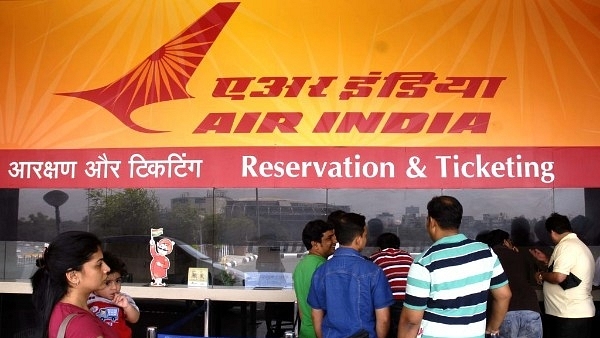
[293,195,597,338]
[30,195,598,338]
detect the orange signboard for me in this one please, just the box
[1,1,599,188]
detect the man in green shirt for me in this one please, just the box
[293,219,337,338]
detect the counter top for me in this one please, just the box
[2,279,599,303]
[0,279,296,302]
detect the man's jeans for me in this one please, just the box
[500,310,543,338]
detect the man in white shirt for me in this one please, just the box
[530,213,595,338]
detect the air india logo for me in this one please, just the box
[56,2,240,133]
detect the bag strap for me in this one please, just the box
[57,313,78,338]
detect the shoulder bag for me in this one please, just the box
[548,263,582,290]
[57,313,78,338]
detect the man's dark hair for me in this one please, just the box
[327,210,346,227]
[427,195,463,230]
[376,232,400,249]
[545,212,573,234]
[479,229,509,248]
[102,250,128,276]
[475,230,490,243]
[302,219,334,250]
[510,216,532,246]
[335,212,366,246]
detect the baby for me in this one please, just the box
[88,251,140,338]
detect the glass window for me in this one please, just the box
[3,187,599,284]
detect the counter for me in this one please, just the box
[3,279,600,302]
[0,279,296,302]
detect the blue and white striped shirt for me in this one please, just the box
[404,234,508,338]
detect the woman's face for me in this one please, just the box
[78,248,110,292]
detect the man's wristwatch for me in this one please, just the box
[485,331,500,337]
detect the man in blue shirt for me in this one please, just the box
[308,212,394,338]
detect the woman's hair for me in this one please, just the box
[30,231,102,337]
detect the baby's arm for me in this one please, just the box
[113,293,140,324]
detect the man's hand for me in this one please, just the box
[311,308,324,338]
[397,307,424,338]
[487,284,511,334]
[529,248,549,265]
[374,307,390,338]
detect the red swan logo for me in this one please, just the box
[56,2,240,133]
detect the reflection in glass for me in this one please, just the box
[5,187,600,284]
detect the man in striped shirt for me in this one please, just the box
[398,195,512,338]
[370,233,414,338]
